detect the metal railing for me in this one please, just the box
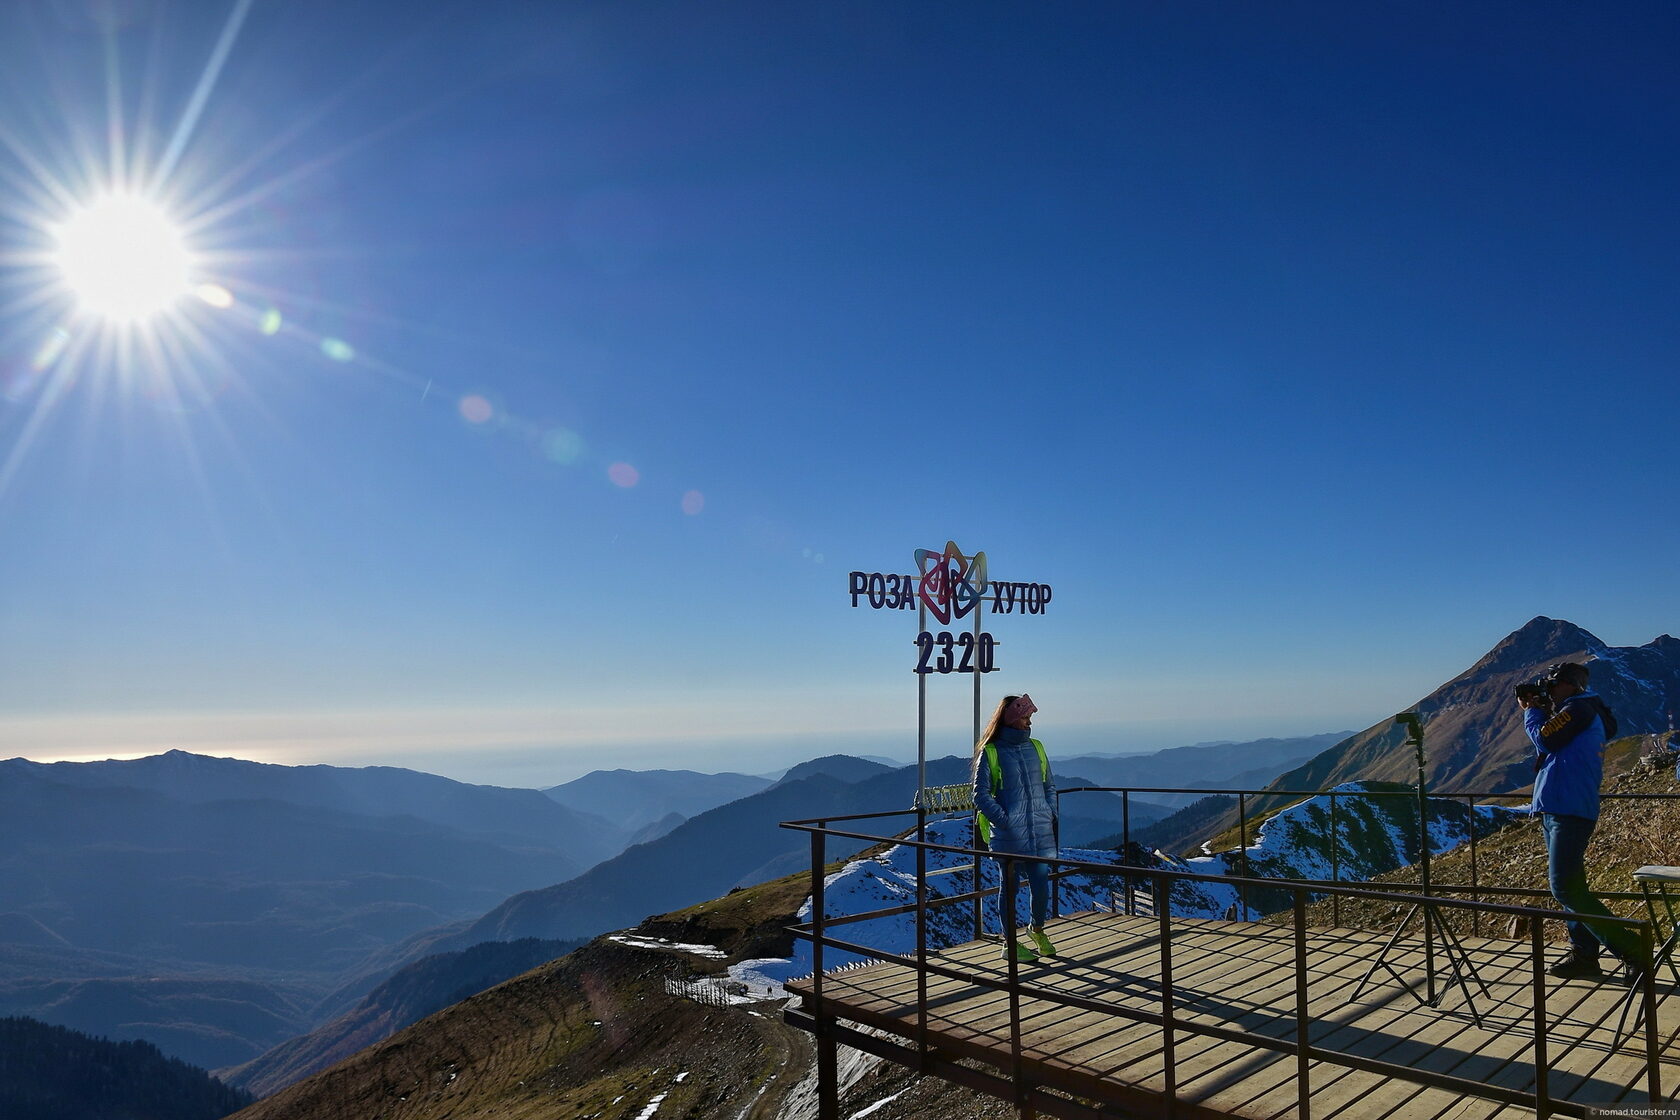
[1058,786,1680,933]
[781,792,1677,1120]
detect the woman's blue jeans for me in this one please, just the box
[1001,858,1050,928]
[1542,812,1635,961]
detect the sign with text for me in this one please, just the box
[847,540,1051,675]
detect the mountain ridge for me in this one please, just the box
[1262,617,1680,799]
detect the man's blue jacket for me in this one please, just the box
[1527,690,1613,820]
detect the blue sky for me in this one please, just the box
[2,1,1677,786]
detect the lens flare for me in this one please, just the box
[258,308,283,335]
[543,428,584,464]
[459,394,494,424]
[52,194,193,322]
[320,338,355,362]
[608,462,639,488]
[195,283,234,308]
[681,489,705,515]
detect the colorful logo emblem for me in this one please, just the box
[913,541,988,625]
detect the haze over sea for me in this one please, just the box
[3,2,1677,787]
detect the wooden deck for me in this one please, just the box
[786,910,1680,1119]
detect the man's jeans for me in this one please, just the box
[1542,812,1635,962]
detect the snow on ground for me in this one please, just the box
[608,934,727,958]
[728,785,1525,984]
[1177,782,1522,882]
[1590,645,1659,695]
[847,1086,911,1119]
[733,817,1131,985]
[726,958,796,999]
[776,1020,891,1120]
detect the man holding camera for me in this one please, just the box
[1519,661,1644,981]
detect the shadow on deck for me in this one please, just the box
[786,910,1680,1120]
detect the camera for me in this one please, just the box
[1514,680,1553,709]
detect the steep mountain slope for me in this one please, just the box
[543,767,771,833]
[0,1015,253,1120]
[435,758,1160,951]
[452,772,871,946]
[1266,618,1680,797]
[224,927,810,1120]
[219,938,582,1098]
[223,855,1018,1120]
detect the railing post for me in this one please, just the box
[1417,782,1436,1005]
[1004,855,1025,1106]
[1466,795,1480,938]
[1643,922,1660,1103]
[811,824,838,1120]
[811,826,826,991]
[1329,792,1340,928]
[1122,791,1134,916]
[1238,793,1250,921]
[1530,917,1549,1120]
[1051,800,1062,920]
[1294,887,1311,1120]
[915,824,929,1070]
[1156,875,1177,1111]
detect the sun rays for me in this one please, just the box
[0,2,820,551]
[0,1,323,489]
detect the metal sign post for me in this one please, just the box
[848,543,1056,938]
[849,541,1054,816]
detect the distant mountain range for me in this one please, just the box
[5,750,627,867]
[0,752,627,1069]
[433,740,1335,953]
[0,725,1339,1089]
[542,767,771,832]
[773,753,898,786]
[433,756,1166,949]
[1056,732,1347,806]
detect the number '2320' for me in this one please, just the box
[914,631,997,674]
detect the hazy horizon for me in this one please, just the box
[3,710,1367,789]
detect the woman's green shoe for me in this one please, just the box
[1028,925,1058,958]
[1004,940,1038,963]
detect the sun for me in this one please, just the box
[51,193,195,323]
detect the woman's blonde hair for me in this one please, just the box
[974,695,1019,758]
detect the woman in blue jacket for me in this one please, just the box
[971,693,1058,961]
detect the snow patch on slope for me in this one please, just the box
[731,784,1522,985]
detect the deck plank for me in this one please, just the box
[787,910,1680,1118]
